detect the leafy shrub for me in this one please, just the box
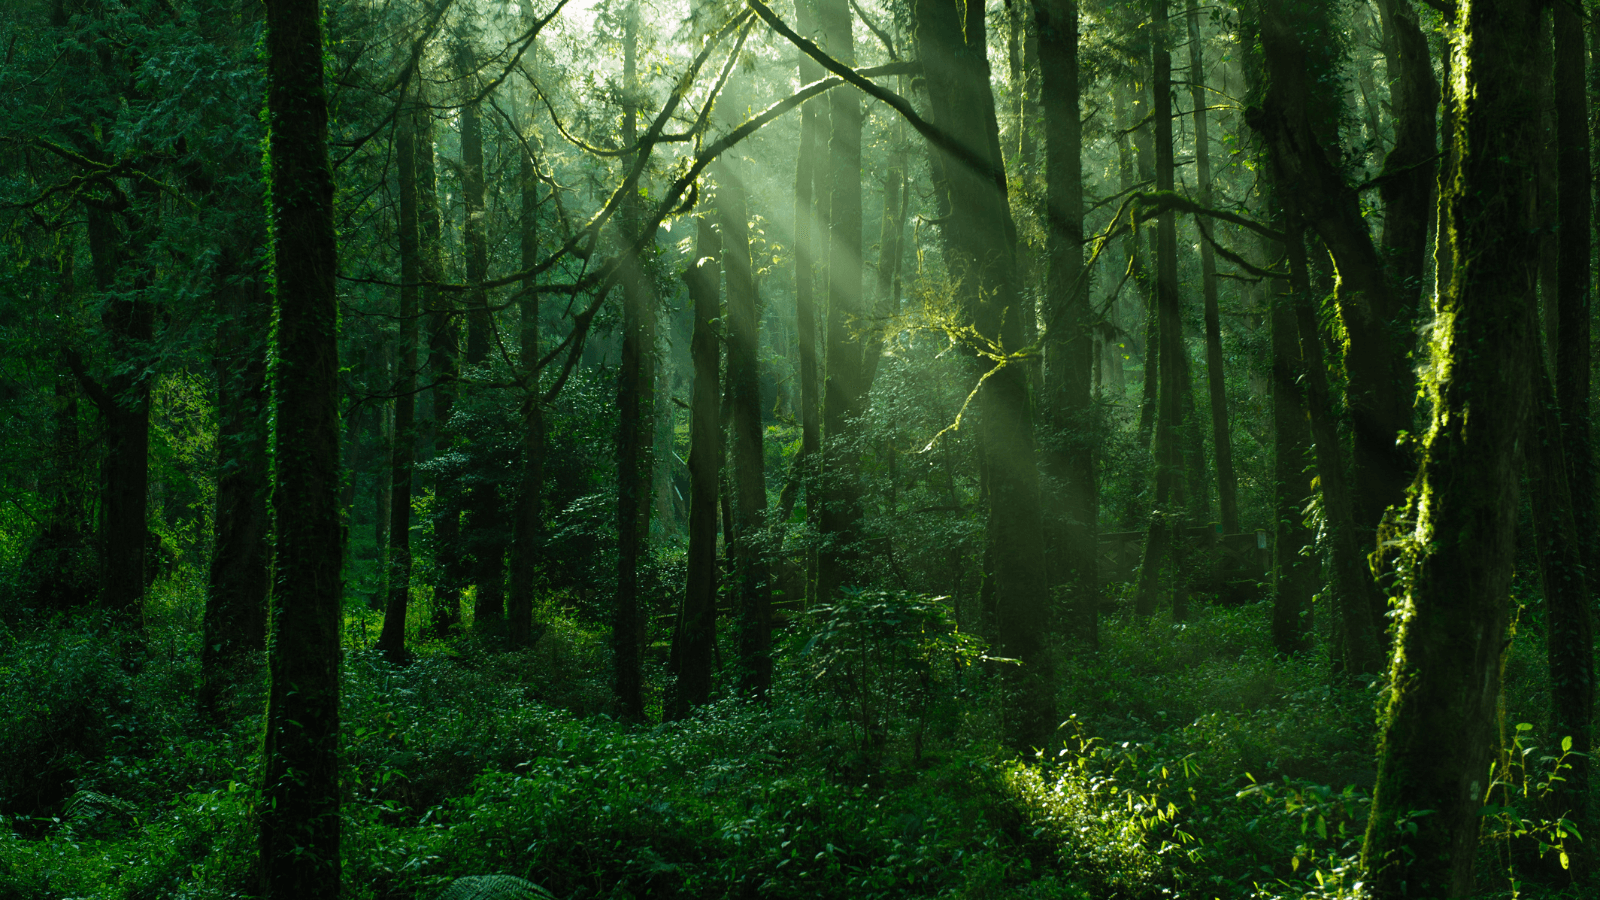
[792,589,983,764]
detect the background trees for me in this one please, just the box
[0,0,1593,896]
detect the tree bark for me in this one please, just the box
[421,87,462,636]
[913,0,1052,748]
[1037,0,1096,647]
[1135,0,1189,622]
[202,232,271,714]
[789,0,823,606]
[1186,0,1237,535]
[1268,228,1313,655]
[259,0,343,893]
[1250,0,1413,561]
[379,99,422,663]
[613,0,653,718]
[816,0,866,604]
[720,159,772,698]
[669,203,723,719]
[508,132,545,650]
[1361,2,1541,892]
[456,44,505,633]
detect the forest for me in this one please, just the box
[0,0,1592,896]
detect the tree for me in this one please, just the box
[258,0,343,893]
[1362,1,1542,892]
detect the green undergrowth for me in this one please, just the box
[2,580,1593,899]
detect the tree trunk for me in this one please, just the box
[1037,0,1096,647]
[720,159,771,698]
[1250,0,1413,559]
[613,0,652,718]
[456,45,505,633]
[507,132,545,650]
[789,0,823,606]
[379,99,422,663]
[82,205,150,618]
[816,0,866,604]
[421,85,462,636]
[202,233,271,714]
[1186,0,1237,535]
[1554,0,1596,624]
[1361,3,1541,892]
[913,0,1052,749]
[259,0,343,892]
[1135,0,1189,622]
[669,204,723,719]
[1284,215,1383,678]
[1268,235,1313,655]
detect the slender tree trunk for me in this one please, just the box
[379,100,422,662]
[1284,215,1383,678]
[816,0,865,604]
[1268,230,1313,654]
[669,204,723,719]
[456,46,505,633]
[613,0,653,717]
[1037,0,1096,647]
[787,0,823,607]
[1362,3,1541,892]
[720,161,771,698]
[508,134,545,650]
[421,89,462,636]
[82,206,150,618]
[1186,0,1237,534]
[914,0,1052,748]
[1135,0,1188,621]
[202,233,271,714]
[259,0,342,892]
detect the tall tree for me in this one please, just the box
[1036,0,1096,645]
[614,0,653,718]
[508,126,545,650]
[913,0,1052,748]
[1361,0,1542,892]
[1185,0,1237,535]
[379,97,423,663]
[259,0,342,893]
[669,202,724,719]
[456,42,506,633]
[722,159,772,698]
[422,86,463,636]
[817,0,867,604]
[787,0,824,604]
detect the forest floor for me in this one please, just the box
[0,574,1589,899]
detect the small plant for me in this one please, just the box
[1482,722,1583,890]
[795,589,983,763]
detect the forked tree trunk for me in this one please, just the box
[1361,2,1542,892]
[259,0,343,892]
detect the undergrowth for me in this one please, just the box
[0,575,1593,899]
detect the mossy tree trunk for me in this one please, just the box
[1361,1,1541,892]
[508,129,545,650]
[259,0,343,893]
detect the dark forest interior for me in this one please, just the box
[0,0,1595,897]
